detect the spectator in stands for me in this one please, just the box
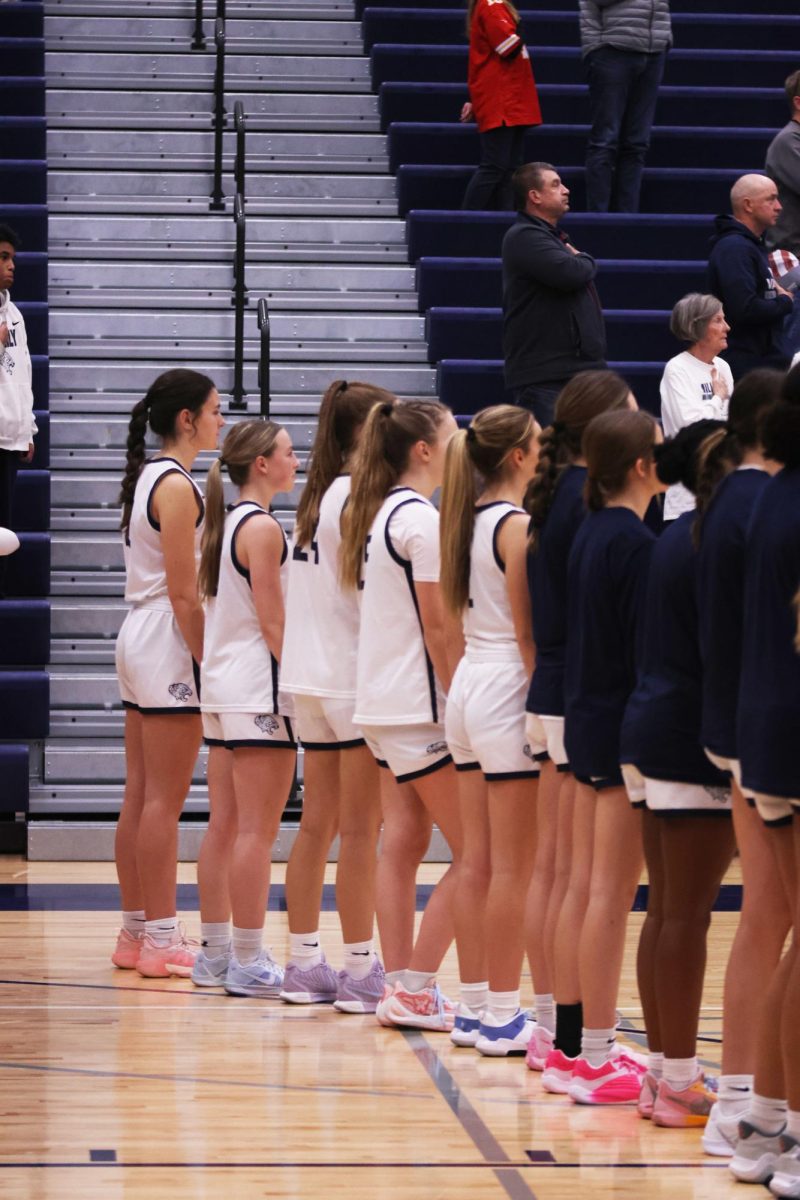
[579,0,672,213]
[460,0,542,211]
[502,162,607,426]
[659,293,733,522]
[0,224,36,597]
[765,70,800,258]
[708,174,795,380]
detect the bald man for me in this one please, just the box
[707,173,794,379]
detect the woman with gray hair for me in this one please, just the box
[659,293,734,520]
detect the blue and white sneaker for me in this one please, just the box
[475,1009,535,1057]
[451,1005,482,1047]
[191,948,231,987]
[224,951,284,998]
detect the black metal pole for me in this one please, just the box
[234,101,245,206]
[231,193,247,410]
[209,17,226,211]
[217,0,227,21]
[258,298,271,420]
[191,0,205,49]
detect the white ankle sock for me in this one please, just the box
[581,1027,616,1067]
[534,993,556,1035]
[144,917,178,947]
[403,969,435,993]
[385,969,406,986]
[749,1093,788,1136]
[122,910,146,937]
[200,922,231,954]
[343,939,374,979]
[232,926,263,965]
[648,1052,664,1079]
[664,1056,698,1091]
[460,981,489,1017]
[786,1110,800,1141]
[486,989,520,1024]
[289,931,323,969]
[717,1074,753,1120]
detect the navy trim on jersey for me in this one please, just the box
[300,737,367,752]
[652,808,732,820]
[490,507,524,575]
[395,753,453,784]
[124,702,202,716]
[204,737,226,747]
[454,761,481,773]
[230,504,270,585]
[384,495,439,724]
[484,769,539,781]
[270,655,280,713]
[145,463,204,531]
[574,771,625,791]
[217,737,297,750]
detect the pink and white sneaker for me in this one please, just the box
[136,929,198,979]
[638,1070,659,1119]
[525,1024,555,1071]
[111,928,143,970]
[541,1047,578,1094]
[381,983,455,1032]
[568,1050,647,1105]
[375,982,397,1027]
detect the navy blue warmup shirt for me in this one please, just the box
[564,506,655,782]
[738,468,800,800]
[526,464,587,717]
[621,512,729,786]
[697,467,771,761]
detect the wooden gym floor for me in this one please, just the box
[0,856,744,1199]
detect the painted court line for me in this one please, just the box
[0,1160,731,1171]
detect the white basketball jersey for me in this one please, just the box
[123,457,204,606]
[201,501,290,713]
[354,486,446,726]
[464,502,526,662]
[281,474,360,699]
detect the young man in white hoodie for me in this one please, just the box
[0,224,37,595]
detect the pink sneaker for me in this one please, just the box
[638,1070,659,1119]
[111,928,143,970]
[568,1051,646,1105]
[541,1047,577,1094]
[381,983,455,1032]
[375,982,397,1027]
[136,930,198,979]
[526,1024,555,1071]
[652,1074,717,1128]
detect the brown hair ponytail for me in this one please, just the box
[294,379,395,549]
[198,419,283,599]
[583,409,659,512]
[339,397,449,591]
[440,405,534,613]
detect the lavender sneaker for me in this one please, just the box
[333,958,386,1014]
[280,955,338,1004]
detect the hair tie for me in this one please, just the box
[218,455,226,468]
[337,380,349,396]
[379,401,394,417]
[551,420,567,436]
[465,426,477,443]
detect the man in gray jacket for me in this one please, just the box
[766,70,800,257]
[579,0,672,212]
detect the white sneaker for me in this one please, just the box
[475,1010,534,1057]
[702,1102,742,1157]
[191,948,231,987]
[730,1120,785,1184]
[771,1135,800,1198]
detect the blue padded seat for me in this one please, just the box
[11,470,50,533]
[397,164,741,217]
[381,83,785,135]
[30,411,49,468]
[372,46,800,91]
[0,205,47,252]
[0,671,49,739]
[5,533,51,599]
[416,257,706,313]
[1,162,47,206]
[0,600,50,666]
[0,119,46,165]
[425,307,674,365]
[2,3,43,36]
[0,78,45,117]
[31,356,49,407]
[0,745,30,815]
[15,301,47,358]
[388,122,773,174]
[0,39,44,76]
[6,251,47,302]
[437,359,662,417]
[406,211,712,262]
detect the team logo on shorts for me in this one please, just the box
[426,741,448,755]
[168,682,193,703]
[523,742,533,759]
[254,714,280,735]
[704,785,731,805]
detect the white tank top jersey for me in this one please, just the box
[354,486,446,726]
[281,474,360,699]
[201,501,290,713]
[464,501,526,662]
[123,457,204,606]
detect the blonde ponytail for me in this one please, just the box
[439,430,476,614]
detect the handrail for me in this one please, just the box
[191,0,205,49]
[234,101,246,206]
[216,0,226,20]
[231,193,247,410]
[209,16,226,211]
[257,299,271,419]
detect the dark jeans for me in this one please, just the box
[513,383,562,428]
[0,448,20,596]
[584,46,666,213]
[462,125,528,212]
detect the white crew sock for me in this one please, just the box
[786,1110,800,1142]
[122,910,146,937]
[144,917,178,947]
[717,1074,753,1121]
[648,1051,664,1080]
[343,939,375,979]
[460,981,489,1017]
[385,969,406,986]
[232,926,263,966]
[534,993,556,1035]
[289,931,323,969]
[749,1092,788,1136]
[200,922,231,955]
[485,989,521,1025]
[403,969,435,993]
[581,1027,616,1067]
[664,1056,698,1092]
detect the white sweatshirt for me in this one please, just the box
[0,290,36,452]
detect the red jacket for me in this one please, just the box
[468,0,542,132]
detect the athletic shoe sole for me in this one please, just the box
[729,1153,779,1184]
[333,999,377,1014]
[568,1083,639,1106]
[279,991,336,1004]
[476,1037,529,1057]
[225,983,283,998]
[451,1030,480,1047]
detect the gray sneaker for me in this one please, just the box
[191,948,231,987]
[224,951,284,998]
[333,958,386,1013]
[770,1134,800,1198]
[280,956,338,1004]
[730,1119,785,1184]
